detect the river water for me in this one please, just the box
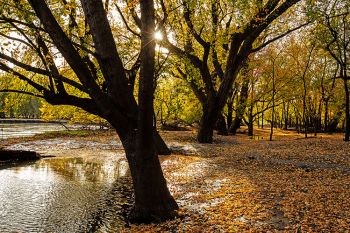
[0,124,133,232]
[0,123,68,139]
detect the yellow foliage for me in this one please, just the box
[40,101,106,124]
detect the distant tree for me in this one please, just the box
[159,0,304,143]
[313,0,350,140]
[154,75,201,127]
[0,73,41,118]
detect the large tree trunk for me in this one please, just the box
[121,132,178,223]
[296,115,299,133]
[128,155,178,222]
[302,97,308,138]
[126,0,178,222]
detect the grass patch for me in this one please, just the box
[39,130,91,138]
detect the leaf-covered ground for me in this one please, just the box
[1,128,349,232]
[124,128,350,232]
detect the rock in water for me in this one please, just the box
[0,150,40,161]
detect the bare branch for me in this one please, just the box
[0,51,86,92]
[0,89,44,98]
[0,62,47,92]
[0,31,33,49]
[251,21,310,53]
[115,4,141,37]
[158,0,168,30]
[183,2,210,50]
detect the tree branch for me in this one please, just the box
[173,67,207,104]
[80,0,138,119]
[251,21,310,53]
[0,51,85,91]
[27,0,107,106]
[0,89,44,98]
[0,62,47,92]
[115,4,140,37]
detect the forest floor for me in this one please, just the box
[129,128,350,232]
[1,128,350,232]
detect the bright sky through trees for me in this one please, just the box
[154,31,163,41]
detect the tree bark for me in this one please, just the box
[120,131,178,223]
[154,132,171,155]
[197,103,218,143]
[126,0,178,222]
[230,115,242,135]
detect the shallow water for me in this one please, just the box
[0,152,132,232]
[0,123,67,139]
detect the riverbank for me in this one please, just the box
[1,128,349,232]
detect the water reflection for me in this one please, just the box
[0,153,132,233]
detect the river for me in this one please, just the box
[0,124,132,232]
[0,123,68,139]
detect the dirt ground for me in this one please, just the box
[2,128,350,232]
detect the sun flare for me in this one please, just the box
[154,31,163,41]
